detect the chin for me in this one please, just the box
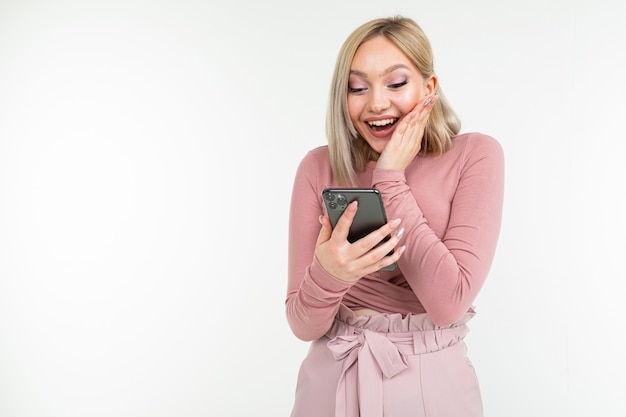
[369,140,388,155]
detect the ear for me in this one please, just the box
[425,74,438,95]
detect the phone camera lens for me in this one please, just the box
[328,202,337,209]
[324,193,335,201]
[336,195,347,206]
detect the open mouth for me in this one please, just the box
[367,118,399,131]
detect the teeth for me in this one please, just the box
[368,118,396,127]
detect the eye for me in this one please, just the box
[348,86,368,94]
[388,80,408,89]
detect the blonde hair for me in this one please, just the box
[326,16,461,186]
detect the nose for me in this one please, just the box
[368,87,390,113]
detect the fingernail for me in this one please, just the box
[348,200,358,211]
[424,95,437,107]
[390,218,401,227]
[396,227,405,238]
[319,215,323,224]
[397,245,407,255]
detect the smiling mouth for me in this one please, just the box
[367,118,398,131]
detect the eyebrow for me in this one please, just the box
[349,64,410,78]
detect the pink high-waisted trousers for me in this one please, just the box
[290,305,483,417]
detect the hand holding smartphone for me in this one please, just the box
[322,188,397,271]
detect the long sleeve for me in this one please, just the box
[285,149,354,341]
[285,134,504,340]
[372,133,504,326]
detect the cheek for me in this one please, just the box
[395,89,421,113]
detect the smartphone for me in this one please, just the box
[321,188,396,271]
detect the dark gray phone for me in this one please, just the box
[321,188,396,271]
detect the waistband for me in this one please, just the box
[325,305,473,417]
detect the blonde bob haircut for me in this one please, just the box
[326,16,461,186]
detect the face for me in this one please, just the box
[347,36,436,154]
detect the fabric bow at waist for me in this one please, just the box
[326,326,467,417]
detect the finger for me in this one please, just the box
[394,95,436,141]
[412,94,437,127]
[368,224,407,266]
[422,93,437,108]
[331,200,358,240]
[315,214,333,247]
[352,218,402,255]
[377,245,406,270]
[360,243,407,275]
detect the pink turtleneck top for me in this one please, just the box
[286,133,504,341]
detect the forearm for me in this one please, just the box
[285,257,353,341]
[373,137,504,326]
[286,150,354,340]
[380,181,497,325]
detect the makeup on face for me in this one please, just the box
[346,36,431,153]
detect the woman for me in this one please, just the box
[286,16,504,417]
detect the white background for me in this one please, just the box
[1,0,625,416]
